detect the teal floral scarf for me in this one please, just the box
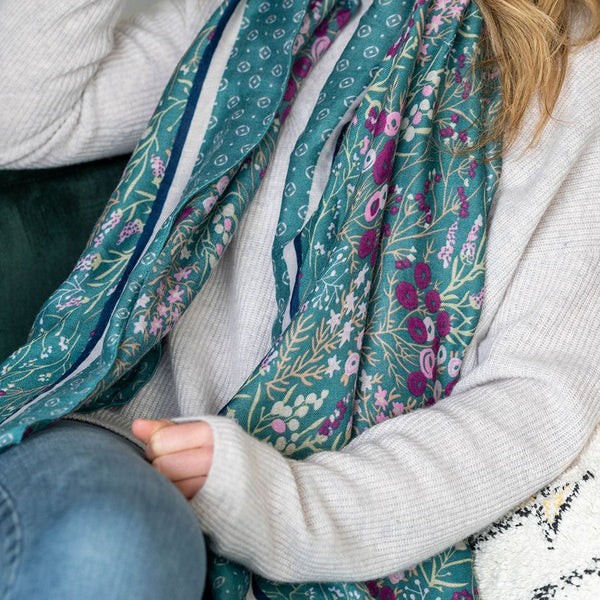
[0,0,501,597]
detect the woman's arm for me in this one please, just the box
[190,240,600,583]
[0,0,221,168]
[181,83,600,580]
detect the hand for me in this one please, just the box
[131,418,214,499]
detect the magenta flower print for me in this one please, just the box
[414,262,431,289]
[283,77,296,102]
[395,281,418,310]
[336,9,351,28]
[407,371,427,396]
[314,18,328,37]
[380,586,396,600]
[358,229,378,263]
[408,316,428,344]
[373,139,396,184]
[425,289,441,312]
[437,311,451,337]
[293,56,311,79]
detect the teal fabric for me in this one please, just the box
[0,156,128,362]
[0,0,502,598]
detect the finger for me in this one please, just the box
[152,447,214,483]
[146,421,213,461]
[173,476,208,499]
[131,418,172,445]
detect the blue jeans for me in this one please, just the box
[0,420,207,600]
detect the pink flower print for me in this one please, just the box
[460,241,476,263]
[271,419,286,434]
[375,413,389,424]
[203,195,217,213]
[420,348,436,379]
[344,352,360,377]
[419,40,429,58]
[392,402,405,416]
[101,209,123,234]
[374,386,388,408]
[385,111,401,136]
[311,35,331,61]
[470,286,485,309]
[292,33,304,55]
[150,154,166,178]
[75,252,99,272]
[448,3,466,18]
[223,217,233,232]
[216,175,230,195]
[422,84,434,97]
[117,219,143,246]
[425,13,444,35]
[57,296,82,312]
[300,14,311,35]
[93,233,104,248]
[373,139,395,184]
[437,219,459,268]
[364,189,386,222]
[133,315,147,335]
[171,305,182,324]
[215,243,224,257]
[359,136,370,155]
[157,281,166,298]
[149,316,163,336]
[167,285,184,304]
[388,570,406,584]
[448,356,462,378]
[174,267,192,282]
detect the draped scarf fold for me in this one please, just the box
[0,0,502,597]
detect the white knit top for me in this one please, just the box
[2,0,599,587]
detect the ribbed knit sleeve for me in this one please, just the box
[192,247,600,582]
[189,38,600,582]
[0,0,221,168]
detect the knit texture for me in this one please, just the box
[2,0,599,591]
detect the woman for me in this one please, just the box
[0,0,599,598]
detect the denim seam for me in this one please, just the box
[0,481,22,600]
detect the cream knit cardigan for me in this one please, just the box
[1,0,599,592]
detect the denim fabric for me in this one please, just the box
[0,420,207,600]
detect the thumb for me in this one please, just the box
[131,418,172,444]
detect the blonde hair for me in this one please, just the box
[476,0,600,147]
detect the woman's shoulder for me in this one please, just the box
[557,34,600,128]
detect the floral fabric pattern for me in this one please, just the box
[0,0,501,598]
